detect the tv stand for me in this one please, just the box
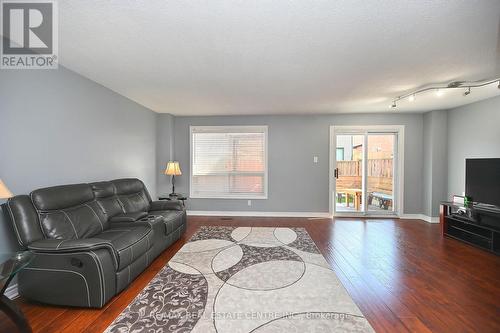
[440,202,500,255]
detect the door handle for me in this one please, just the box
[334,168,339,179]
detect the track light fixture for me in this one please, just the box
[391,77,500,107]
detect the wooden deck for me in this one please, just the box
[1,216,499,333]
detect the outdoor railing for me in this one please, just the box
[337,159,393,195]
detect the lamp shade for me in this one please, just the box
[0,179,13,199]
[165,161,182,176]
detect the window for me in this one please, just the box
[190,126,268,199]
[336,148,345,161]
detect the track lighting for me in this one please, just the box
[391,77,500,107]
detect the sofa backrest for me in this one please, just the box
[90,181,124,221]
[4,178,153,247]
[110,178,151,213]
[30,184,105,240]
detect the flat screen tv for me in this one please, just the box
[465,158,500,207]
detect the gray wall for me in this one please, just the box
[422,113,432,216]
[0,66,157,255]
[171,113,424,214]
[156,114,175,195]
[447,95,500,198]
[422,110,448,217]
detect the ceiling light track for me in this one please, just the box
[391,77,500,109]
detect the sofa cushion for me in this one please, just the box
[31,184,105,240]
[91,181,124,220]
[111,179,151,213]
[38,204,105,239]
[31,184,94,211]
[95,225,153,270]
[90,181,115,198]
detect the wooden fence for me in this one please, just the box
[337,159,393,177]
[337,159,393,195]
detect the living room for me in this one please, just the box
[1,1,499,332]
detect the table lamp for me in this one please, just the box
[164,161,182,197]
[0,179,13,199]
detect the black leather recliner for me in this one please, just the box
[3,178,186,308]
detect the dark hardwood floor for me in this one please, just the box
[1,216,499,332]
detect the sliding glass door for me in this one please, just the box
[366,134,395,213]
[335,134,365,213]
[331,127,400,216]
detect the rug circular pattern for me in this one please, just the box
[224,260,305,290]
[104,226,374,333]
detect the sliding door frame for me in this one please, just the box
[329,125,405,217]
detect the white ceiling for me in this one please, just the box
[57,0,500,115]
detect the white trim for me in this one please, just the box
[187,210,331,218]
[329,125,405,218]
[5,283,19,299]
[400,214,439,223]
[189,125,269,200]
[334,212,399,218]
[328,129,335,215]
[187,210,439,222]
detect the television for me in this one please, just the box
[465,158,500,207]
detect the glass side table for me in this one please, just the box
[1,251,34,333]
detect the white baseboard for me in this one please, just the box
[400,214,439,223]
[5,283,19,299]
[187,210,331,218]
[188,210,440,223]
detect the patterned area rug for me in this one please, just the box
[105,227,374,332]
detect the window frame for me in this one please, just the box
[189,125,269,200]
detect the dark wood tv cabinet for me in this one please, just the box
[440,202,500,255]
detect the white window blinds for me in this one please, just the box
[190,126,268,199]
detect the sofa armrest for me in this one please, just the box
[109,212,148,222]
[28,238,119,269]
[19,248,117,308]
[150,200,184,211]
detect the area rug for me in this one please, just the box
[105,226,374,332]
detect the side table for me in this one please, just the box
[1,251,34,333]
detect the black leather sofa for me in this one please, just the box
[4,178,186,308]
